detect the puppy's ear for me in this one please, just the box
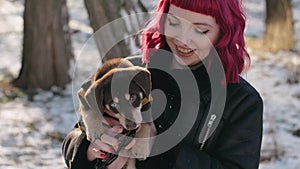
[78,88,90,110]
[132,68,152,111]
[133,69,152,98]
[84,81,104,114]
[93,58,134,81]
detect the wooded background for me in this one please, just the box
[12,0,297,91]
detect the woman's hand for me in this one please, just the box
[87,117,136,168]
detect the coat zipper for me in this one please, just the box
[200,114,216,150]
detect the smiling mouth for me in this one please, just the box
[175,45,195,57]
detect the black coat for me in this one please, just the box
[62,54,263,169]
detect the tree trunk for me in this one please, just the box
[84,0,150,62]
[84,0,130,61]
[264,0,294,52]
[13,0,73,90]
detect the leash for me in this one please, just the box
[95,129,136,169]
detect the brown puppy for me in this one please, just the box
[78,58,154,168]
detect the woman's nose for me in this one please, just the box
[175,26,192,46]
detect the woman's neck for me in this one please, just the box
[189,61,204,70]
[171,58,204,70]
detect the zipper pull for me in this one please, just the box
[207,114,216,127]
[200,114,217,150]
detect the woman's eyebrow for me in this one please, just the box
[193,22,213,28]
[169,13,213,28]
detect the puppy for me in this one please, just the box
[78,58,154,169]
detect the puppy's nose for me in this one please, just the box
[125,119,140,130]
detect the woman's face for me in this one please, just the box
[164,4,220,66]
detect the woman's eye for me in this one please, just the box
[195,28,209,34]
[168,18,179,26]
[110,102,118,108]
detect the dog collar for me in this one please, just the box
[141,95,152,112]
[142,97,150,106]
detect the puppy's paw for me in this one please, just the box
[81,109,104,142]
[86,127,103,142]
[130,123,155,160]
[130,138,151,160]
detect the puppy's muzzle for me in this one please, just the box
[125,119,141,131]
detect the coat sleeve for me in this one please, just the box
[174,92,263,169]
[62,123,97,169]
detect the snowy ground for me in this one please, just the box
[0,0,300,168]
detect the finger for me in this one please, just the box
[111,125,124,134]
[124,138,136,150]
[88,142,107,160]
[102,118,124,134]
[91,147,107,159]
[104,125,124,138]
[118,149,131,158]
[93,139,115,154]
[100,133,120,147]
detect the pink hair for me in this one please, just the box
[141,0,250,83]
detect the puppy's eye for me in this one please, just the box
[110,102,118,108]
[130,94,137,102]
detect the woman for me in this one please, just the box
[62,0,263,168]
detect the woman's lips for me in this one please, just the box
[175,45,195,57]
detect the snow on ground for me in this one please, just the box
[0,0,299,168]
[246,50,300,169]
